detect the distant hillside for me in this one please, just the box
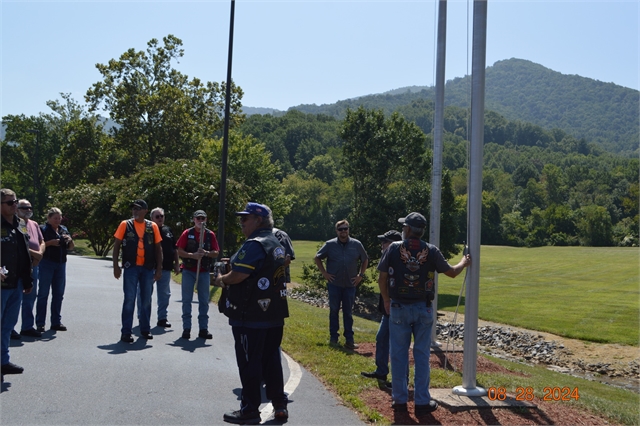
[272,58,638,156]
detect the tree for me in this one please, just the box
[85,34,244,171]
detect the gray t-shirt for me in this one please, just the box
[316,237,368,287]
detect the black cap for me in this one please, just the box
[377,230,402,242]
[398,212,427,228]
[131,199,148,210]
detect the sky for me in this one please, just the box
[1,0,638,118]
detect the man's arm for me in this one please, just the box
[154,243,163,280]
[214,270,250,289]
[112,239,122,279]
[443,253,471,278]
[315,256,334,282]
[378,271,390,315]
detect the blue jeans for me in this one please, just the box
[181,269,210,331]
[327,283,356,343]
[2,280,23,365]
[374,314,390,376]
[36,258,66,328]
[137,270,171,321]
[389,301,434,405]
[122,266,154,334]
[20,266,38,330]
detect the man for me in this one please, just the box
[1,189,33,379]
[16,199,45,338]
[176,210,219,340]
[315,220,368,349]
[214,202,289,425]
[378,212,470,416]
[112,199,163,343]
[361,229,402,388]
[273,227,295,287]
[137,207,179,328]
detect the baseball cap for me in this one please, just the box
[193,210,207,218]
[377,230,402,242]
[235,202,270,217]
[131,199,148,210]
[398,212,427,228]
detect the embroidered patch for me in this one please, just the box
[388,266,394,275]
[399,244,429,272]
[258,299,271,312]
[237,250,246,260]
[257,277,270,290]
[273,246,285,260]
[389,278,395,287]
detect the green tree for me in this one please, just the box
[578,204,613,247]
[85,34,244,171]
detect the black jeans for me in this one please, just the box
[232,325,287,413]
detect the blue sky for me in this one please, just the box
[1,0,638,118]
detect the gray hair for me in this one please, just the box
[257,204,274,229]
[18,199,31,207]
[150,207,164,217]
[407,225,425,238]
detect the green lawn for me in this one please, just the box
[290,242,640,346]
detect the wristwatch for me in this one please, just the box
[358,273,365,278]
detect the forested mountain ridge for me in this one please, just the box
[279,58,638,156]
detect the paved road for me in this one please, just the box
[1,255,364,425]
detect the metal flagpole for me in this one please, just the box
[452,0,487,397]
[430,0,447,347]
[217,0,236,259]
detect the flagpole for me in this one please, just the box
[453,0,488,397]
[217,0,236,258]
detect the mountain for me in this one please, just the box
[247,59,638,156]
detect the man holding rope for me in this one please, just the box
[176,210,219,340]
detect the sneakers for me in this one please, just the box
[141,331,153,340]
[415,400,438,415]
[198,329,213,339]
[361,371,387,381]
[274,405,288,421]
[223,409,261,425]
[120,333,134,343]
[1,362,24,375]
[51,324,67,331]
[392,402,408,413]
[344,341,359,350]
[10,330,21,340]
[182,329,191,339]
[157,319,171,328]
[20,328,42,338]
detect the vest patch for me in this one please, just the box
[258,299,271,312]
[273,246,285,260]
[257,277,270,290]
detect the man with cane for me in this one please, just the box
[176,210,219,340]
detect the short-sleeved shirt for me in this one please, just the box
[377,239,451,290]
[114,220,162,266]
[25,219,44,252]
[175,227,220,272]
[315,237,368,288]
[273,228,295,282]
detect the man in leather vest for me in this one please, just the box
[378,212,470,417]
[214,202,289,425]
[1,189,33,379]
[112,199,163,343]
[176,209,219,340]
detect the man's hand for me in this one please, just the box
[23,287,32,294]
[384,299,391,316]
[113,264,122,280]
[351,275,364,286]
[321,271,335,282]
[154,269,162,281]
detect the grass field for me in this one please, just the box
[289,241,640,346]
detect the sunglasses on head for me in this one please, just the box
[1,199,18,206]
[337,227,349,232]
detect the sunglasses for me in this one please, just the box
[337,227,349,232]
[18,206,33,210]
[195,216,206,221]
[239,215,253,222]
[1,199,18,206]
[154,215,164,219]
[132,206,141,211]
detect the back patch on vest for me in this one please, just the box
[399,245,429,272]
[258,298,271,312]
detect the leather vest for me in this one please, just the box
[181,227,213,271]
[1,215,33,289]
[387,239,435,303]
[159,225,176,271]
[121,219,156,270]
[224,229,289,322]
